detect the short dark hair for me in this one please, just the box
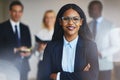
[9,1,24,10]
[52,3,92,41]
[88,0,103,10]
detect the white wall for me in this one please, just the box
[19,0,120,79]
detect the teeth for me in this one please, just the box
[67,26,75,30]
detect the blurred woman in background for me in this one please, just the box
[29,10,56,80]
[34,10,56,61]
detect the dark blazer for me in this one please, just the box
[37,36,99,80]
[0,20,31,72]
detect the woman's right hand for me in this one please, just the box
[38,43,47,52]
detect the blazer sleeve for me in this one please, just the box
[60,42,99,80]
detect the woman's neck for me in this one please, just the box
[64,34,78,42]
[46,26,54,31]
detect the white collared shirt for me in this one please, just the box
[34,28,54,60]
[89,17,115,71]
[57,36,78,80]
[10,19,21,38]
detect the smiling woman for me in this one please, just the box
[52,4,93,42]
[37,3,99,80]
[59,8,83,41]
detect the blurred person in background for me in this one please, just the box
[34,10,56,61]
[0,1,32,80]
[29,10,56,80]
[88,0,115,80]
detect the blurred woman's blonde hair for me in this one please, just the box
[42,10,56,28]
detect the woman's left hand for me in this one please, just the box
[83,63,91,71]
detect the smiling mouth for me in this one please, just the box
[67,26,76,30]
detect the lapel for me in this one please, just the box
[54,39,63,71]
[6,20,16,40]
[19,23,23,39]
[8,20,23,38]
[6,20,23,45]
[7,20,15,35]
[74,36,87,71]
[59,41,63,71]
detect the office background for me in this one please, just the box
[0,0,120,80]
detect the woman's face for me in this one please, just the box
[44,12,56,29]
[60,9,83,37]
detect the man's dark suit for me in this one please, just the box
[37,36,99,80]
[0,20,31,80]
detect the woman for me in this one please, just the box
[35,10,56,60]
[37,4,98,80]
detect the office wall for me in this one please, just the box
[103,0,120,27]
[0,0,16,22]
[19,0,120,79]
[0,0,4,22]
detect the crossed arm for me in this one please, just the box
[38,42,99,80]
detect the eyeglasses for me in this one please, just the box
[61,16,81,23]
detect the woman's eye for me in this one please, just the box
[73,17,79,21]
[64,17,69,20]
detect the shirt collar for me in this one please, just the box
[63,36,78,48]
[96,16,103,24]
[10,19,20,27]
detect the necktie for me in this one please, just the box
[93,20,97,39]
[15,25,21,47]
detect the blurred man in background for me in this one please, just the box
[88,1,115,80]
[0,1,32,80]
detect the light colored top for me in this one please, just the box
[107,28,120,62]
[36,28,54,41]
[10,19,20,38]
[57,36,78,80]
[88,17,115,71]
[34,28,54,60]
